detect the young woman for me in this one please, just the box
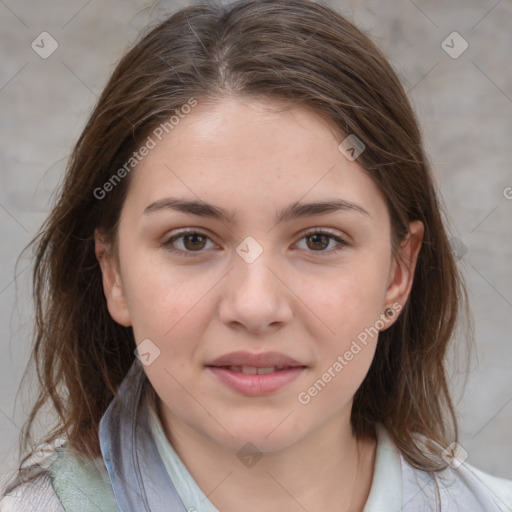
[1,0,511,510]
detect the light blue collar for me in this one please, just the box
[99,360,187,511]
[148,404,221,511]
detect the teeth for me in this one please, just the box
[226,366,286,374]
[242,366,258,375]
[253,366,277,375]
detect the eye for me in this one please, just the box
[163,228,350,257]
[295,229,350,254]
[164,230,216,257]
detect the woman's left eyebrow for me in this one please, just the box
[142,197,371,225]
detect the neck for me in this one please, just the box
[158,401,377,512]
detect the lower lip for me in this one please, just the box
[206,366,306,396]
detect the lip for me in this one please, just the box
[205,351,307,396]
[206,350,305,368]
[207,366,306,396]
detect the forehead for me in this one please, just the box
[125,96,388,224]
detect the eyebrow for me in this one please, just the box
[142,197,371,224]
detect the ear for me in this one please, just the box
[383,220,424,322]
[94,229,132,327]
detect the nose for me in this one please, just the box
[217,247,294,334]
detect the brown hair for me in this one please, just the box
[13,0,472,479]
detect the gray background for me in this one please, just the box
[1,0,511,490]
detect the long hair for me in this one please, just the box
[9,0,472,482]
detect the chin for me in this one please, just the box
[207,416,307,453]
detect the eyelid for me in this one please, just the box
[164,227,212,241]
[300,226,349,240]
[163,228,217,256]
[294,227,351,252]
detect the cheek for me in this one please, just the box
[127,278,209,351]
[295,253,389,339]
[294,282,379,425]
[119,238,203,329]
[296,344,376,427]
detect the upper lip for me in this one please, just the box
[206,351,306,368]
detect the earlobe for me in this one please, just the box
[384,220,424,317]
[94,230,132,327]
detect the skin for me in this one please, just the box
[95,96,424,512]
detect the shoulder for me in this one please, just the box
[466,463,512,511]
[48,444,118,511]
[1,444,118,512]
[400,452,512,511]
[0,466,64,512]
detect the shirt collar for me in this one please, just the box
[98,360,187,512]
[362,423,403,511]
[149,403,221,512]
[148,393,403,511]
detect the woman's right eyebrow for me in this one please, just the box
[142,197,371,225]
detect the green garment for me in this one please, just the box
[49,448,118,511]
[48,402,220,511]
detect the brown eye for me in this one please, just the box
[296,229,350,255]
[182,233,207,251]
[305,233,330,251]
[164,230,214,256]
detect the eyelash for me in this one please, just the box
[163,228,350,257]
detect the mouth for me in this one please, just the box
[207,365,304,375]
[206,350,306,369]
[205,351,308,396]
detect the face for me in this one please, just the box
[96,96,423,454]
